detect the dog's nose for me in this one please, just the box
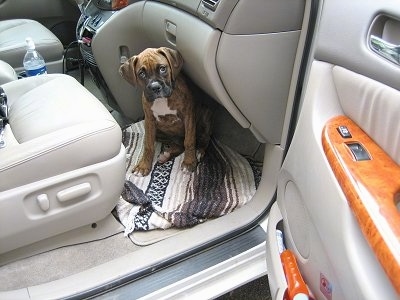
[149,81,162,93]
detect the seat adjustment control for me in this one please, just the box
[37,194,50,212]
[57,183,92,203]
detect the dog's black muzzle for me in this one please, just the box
[144,79,173,101]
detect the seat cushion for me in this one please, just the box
[0,74,122,191]
[0,19,63,69]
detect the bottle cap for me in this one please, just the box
[25,37,36,50]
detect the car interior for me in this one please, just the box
[0,0,399,299]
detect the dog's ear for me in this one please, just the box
[119,56,138,86]
[157,47,183,80]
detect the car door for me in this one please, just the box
[266,0,400,299]
[0,0,80,45]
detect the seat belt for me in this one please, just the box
[0,86,8,148]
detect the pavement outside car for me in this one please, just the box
[216,275,272,300]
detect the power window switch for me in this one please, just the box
[347,143,371,161]
[337,125,352,138]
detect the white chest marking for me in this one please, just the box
[151,98,177,121]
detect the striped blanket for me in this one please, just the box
[116,121,260,236]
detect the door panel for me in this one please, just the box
[322,115,400,294]
[268,0,400,299]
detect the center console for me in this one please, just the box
[77,1,122,66]
[75,0,130,109]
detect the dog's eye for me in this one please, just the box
[138,70,146,79]
[159,65,167,75]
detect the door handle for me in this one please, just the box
[370,35,400,65]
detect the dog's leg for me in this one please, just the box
[182,113,198,172]
[158,143,184,163]
[196,105,213,162]
[134,116,156,176]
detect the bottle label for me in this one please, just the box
[26,66,47,77]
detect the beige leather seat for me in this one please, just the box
[0,19,64,73]
[0,74,125,254]
[0,60,17,85]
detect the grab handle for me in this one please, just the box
[370,35,400,65]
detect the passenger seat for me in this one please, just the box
[0,74,126,254]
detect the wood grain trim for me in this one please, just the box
[322,115,400,294]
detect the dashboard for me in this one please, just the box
[84,0,306,144]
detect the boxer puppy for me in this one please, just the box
[119,47,212,176]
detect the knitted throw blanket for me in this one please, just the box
[116,121,260,236]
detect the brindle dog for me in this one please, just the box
[119,47,212,176]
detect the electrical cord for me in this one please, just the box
[63,40,78,74]
[63,40,85,85]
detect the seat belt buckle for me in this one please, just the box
[0,118,6,149]
[0,86,8,148]
[0,86,8,119]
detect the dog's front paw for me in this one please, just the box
[157,151,171,164]
[133,161,151,177]
[181,159,197,173]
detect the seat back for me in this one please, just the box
[0,19,64,73]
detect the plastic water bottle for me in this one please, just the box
[23,37,47,77]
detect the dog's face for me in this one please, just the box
[119,47,184,102]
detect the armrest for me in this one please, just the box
[322,115,400,294]
[0,60,17,85]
